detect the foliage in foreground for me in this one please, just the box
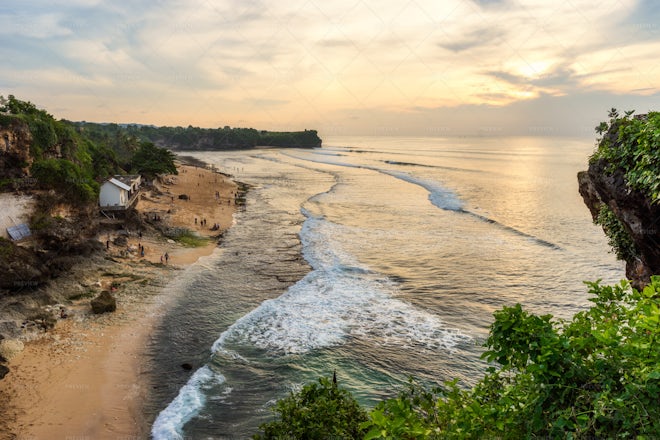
[254,376,368,440]
[256,278,660,439]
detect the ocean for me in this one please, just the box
[145,136,623,439]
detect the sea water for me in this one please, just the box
[147,136,623,439]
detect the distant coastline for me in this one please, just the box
[76,121,323,151]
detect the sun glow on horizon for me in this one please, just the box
[0,0,658,134]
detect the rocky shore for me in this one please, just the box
[0,161,241,439]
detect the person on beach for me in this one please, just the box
[164,252,169,263]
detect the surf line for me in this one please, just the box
[280,152,563,251]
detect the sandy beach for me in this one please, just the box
[0,162,238,439]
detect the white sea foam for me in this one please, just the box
[151,366,225,440]
[153,208,470,438]
[281,151,465,212]
[211,215,469,356]
[379,169,463,211]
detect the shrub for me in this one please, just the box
[361,278,660,438]
[269,279,660,439]
[595,204,637,261]
[254,376,369,439]
[592,109,660,203]
[30,158,98,204]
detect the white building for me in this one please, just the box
[99,175,141,211]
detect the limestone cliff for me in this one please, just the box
[578,114,660,289]
[0,117,33,178]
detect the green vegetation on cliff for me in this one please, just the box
[0,95,176,204]
[77,122,322,150]
[588,109,660,263]
[255,279,660,439]
[593,109,660,203]
[1,95,111,203]
[1,95,317,204]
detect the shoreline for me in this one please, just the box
[0,161,240,439]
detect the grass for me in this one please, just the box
[175,229,210,247]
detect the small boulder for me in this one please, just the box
[0,364,8,380]
[181,362,193,371]
[91,290,117,314]
[178,194,189,200]
[113,236,128,246]
[0,338,25,361]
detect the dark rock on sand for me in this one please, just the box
[91,290,117,314]
[113,235,128,246]
[0,239,46,291]
[0,364,8,379]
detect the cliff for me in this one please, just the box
[0,116,33,179]
[578,112,660,289]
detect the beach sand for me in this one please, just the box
[0,163,238,439]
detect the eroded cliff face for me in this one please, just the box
[578,159,660,290]
[0,118,33,178]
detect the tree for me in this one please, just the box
[362,278,660,438]
[130,141,177,178]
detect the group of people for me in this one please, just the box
[194,217,222,231]
[105,235,146,259]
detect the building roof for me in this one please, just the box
[112,174,141,186]
[7,223,31,241]
[105,177,131,191]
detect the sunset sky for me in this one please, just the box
[1,0,659,136]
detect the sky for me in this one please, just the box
[0,0,659,136]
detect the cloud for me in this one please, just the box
[484,64,583,90]
[1,0,658,132]
[438,26,507,53]
[324,90,660,137]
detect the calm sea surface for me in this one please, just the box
[147,136,623,439]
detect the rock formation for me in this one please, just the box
[0,117,33,178]
[91,290,117,314]
[0,239,47,291]
[0,335,8,380]
[578,139,660,290]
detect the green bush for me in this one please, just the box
[263,279,660,439]
[30,158,99,204]
[595,204,637,261]
[592,109,660,203]
[254,376,369,439]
